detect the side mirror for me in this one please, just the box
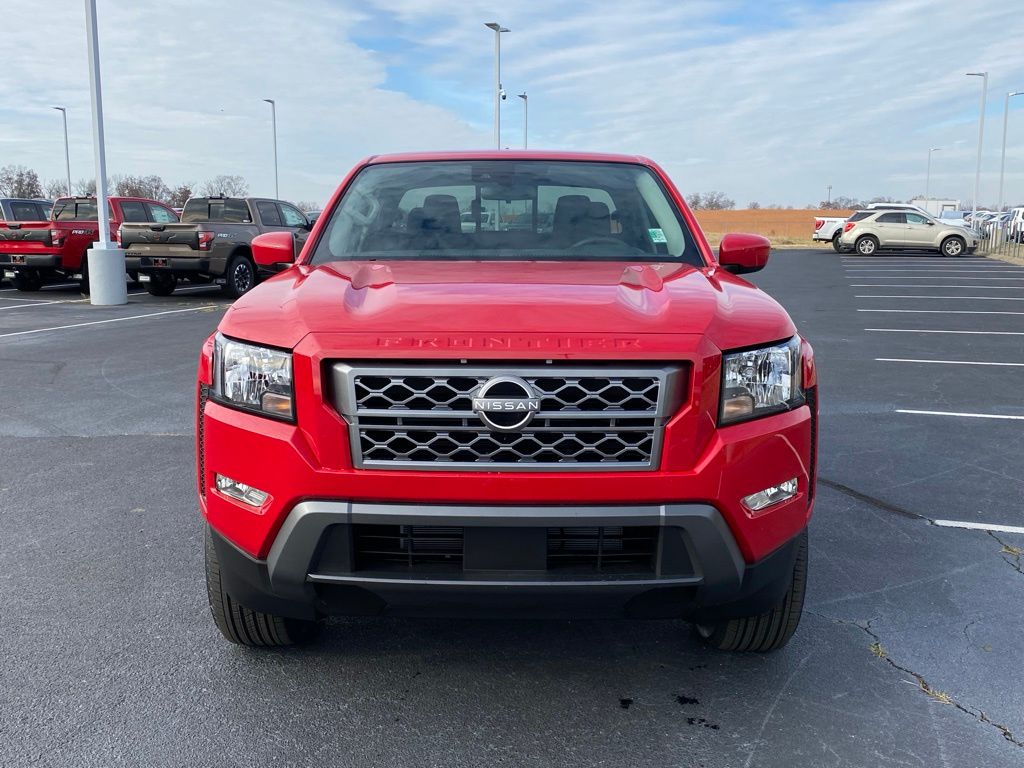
[926,221,935,226]
[718,233,770,275]
[252,231,296,269]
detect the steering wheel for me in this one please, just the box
[568,236,622,249]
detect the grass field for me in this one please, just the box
[694,209,852,248]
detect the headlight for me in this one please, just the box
[213,333,294,420]
[720,337,803,425]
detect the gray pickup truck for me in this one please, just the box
[120,196,311,297]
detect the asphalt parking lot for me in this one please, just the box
[1,252,1022,768]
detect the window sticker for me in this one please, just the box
[648,228,667,243]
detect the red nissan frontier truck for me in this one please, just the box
[197,151,817,652]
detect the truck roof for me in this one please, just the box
[54,195,166,204]
[365,150,655,166]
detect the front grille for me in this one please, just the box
[547,526,658,574]
[354,524,464,572]
[332,364,685,471]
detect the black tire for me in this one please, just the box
[12,270,43,292]
[696,530,808,653]
[222,253,257,299]
[831,231,843,252]
[128,270,140,285]
[205,527,319,647]
[855,235,879,256]
[940,236,966,257]
[80,259,90,296]
[145,272,177,296]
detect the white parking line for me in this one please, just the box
[932,520,1024,535]
[0,300,64,311]
[0,283,78,292]
[879,358,1024,367]
[866,328,1024,336]
[0,306,220,339]
[0,290,157,311]
[851,284,1024,289]
[896,409,1024,421]
[857,295,1024,301]
[0,295,73,302]
[846,276,1024,280]
[859,309,1024,315]
[841,259,993,263]
[845,269,1017,273]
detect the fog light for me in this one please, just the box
[742,478,798,512]
[215,474,269,507]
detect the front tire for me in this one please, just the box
[855,235,879,255]
[145,272,177,296]
[696,530,808,653]
[831,231,843,252]
[205,527,319,647]
[222,253,257,299]
[940,236,966,257]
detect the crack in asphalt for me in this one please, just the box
[988,531,1024,576]
[818,477,933,522]
[810,612,1023,749]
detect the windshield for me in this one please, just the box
[309,160,702,266]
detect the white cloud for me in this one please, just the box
[1,0,1022,207]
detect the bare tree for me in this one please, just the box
[0,165,43,198]
[294,200,321,212]
[44,179,70,199]
[167,183,193,209]
[74,178,97,196]
[115,174,171,202]
[698,191,735,210]
[748,201,761,210]
[687,192,704,209]
[200,175,248,197]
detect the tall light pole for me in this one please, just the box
[52,107,72,196]
[998,91,1023,213]
[83,0,125,306]
[263,99,278,199]
[966,71,988,216]
[484,22,509,149]
[925,147,941,202]
[518,92,528,149]
[826,184,832,205]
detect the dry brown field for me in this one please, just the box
[693,209,852,247]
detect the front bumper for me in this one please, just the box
[209,501,805,621]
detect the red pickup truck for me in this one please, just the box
[0,195,178,291]
[198,151,817,653]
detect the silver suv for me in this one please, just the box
[838,209,980,256]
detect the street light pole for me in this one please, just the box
[83,0,125,306]
[518,92,528,149]
[998,91,1023,213]
[51,107,71,196]
[263,99,278,199]
[484,22,509,149]
[826,184,832,205]
[966,71,988,217]
[925,147,941,203]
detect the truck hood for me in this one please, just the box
[220,260,795,352]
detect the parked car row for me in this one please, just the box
[0,194,314,297]
[813,201,986,255]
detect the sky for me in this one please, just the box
[2,0,1024,208]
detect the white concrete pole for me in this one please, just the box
[84,0,126,305]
